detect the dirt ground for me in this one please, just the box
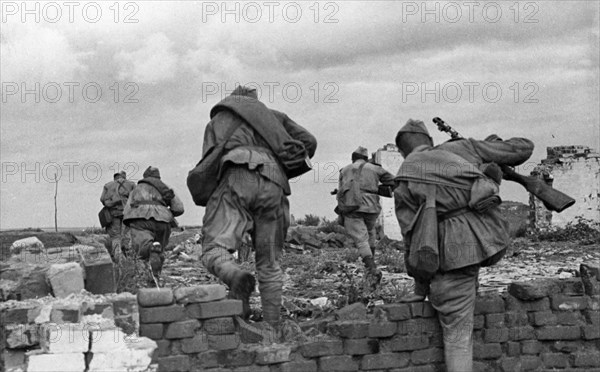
[2,227,599,323]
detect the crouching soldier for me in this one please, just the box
[123,166,184,281]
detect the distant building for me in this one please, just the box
[530,145,600,229]
[373,145,403,240]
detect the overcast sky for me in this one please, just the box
[1,1,599,229]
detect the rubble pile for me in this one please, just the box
[0,238,116,301]
[285,225,355,253]
[0,291,152,372]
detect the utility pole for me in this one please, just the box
[54,173,58,232]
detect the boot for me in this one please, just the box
[220,262,256,320]
[362,256,382,291]
[149,242,163,283]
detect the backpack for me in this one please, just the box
[335,162,367,214]
[187,123,239,207]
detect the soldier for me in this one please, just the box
[337,146,395,290]
[100,171,135,261]
[123,166,184,280]
[199,86,317,329]
[394,119,533,372]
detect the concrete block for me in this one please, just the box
[4,324,39,349]
[506,341,520,357]
[10,237,44,254]
[165,319,200,339]
[556,310,581,325]
[521,355,541,370]
[140,304,186,323]
[2,350,26,371]
[541,352,568,368]
[327,320,369,339]
[155,339,171,357]
[361,352,409,370]
[26,351,85,372]
[185,299,242,319]
[474,295,505,314]
[381,335,429,352]
[203,317,235,335]
[300,339,343,357]
[87,337,156,372]
[215,347,256,367]
[344,338,379,355]
[505,311,529,327]
[508,326,535,341]
[47,262,85,298]
[138,288,174,307]
[379,303,411,320]
[550,295,588,310]
[140,323,163,340]
[508,279,560,300]
[473,343,502,360]
[531,310,557,326]
[181,334,208,354]
[81,255,115,294]
[483,328,509,343]
[318,355,358,371]
[521,340,542,354]
[505,296,550,312]
[335,302,367,320]
[396,318,440,335]
[82,301,114,318]
[50,303,81,323]
[368,321,396,337]
[582,325,600,340]
[110,293,139,334]
[157,355,191,372]
[90,327,141,352]
[536,325,580,340]
[559,278,585,295]
[1,303,39,324]
[410,347,444,364]
[498,356,521,372]
[270,360,317,372]
[573,350,600,367]
[473,315,485,330]
[255,344,291,365]
[485,313,505,328]
[173,284,227,304]
[207,334,240,350]
[552,341,580,352]
[40,323,89,353]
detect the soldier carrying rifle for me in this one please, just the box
[393,118,534,372]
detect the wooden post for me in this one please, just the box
[54,173,58,232]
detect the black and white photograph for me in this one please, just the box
[1,1,599,371]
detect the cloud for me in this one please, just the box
[114,32,178,84]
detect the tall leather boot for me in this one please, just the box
[220,262,256,320]
[362,256,382,291]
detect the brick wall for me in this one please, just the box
[3,263,598,371]
[132,263,600,372]
[1,292,148,372]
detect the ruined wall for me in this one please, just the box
[532,156,600,229]
[4,267,599,372]
[373,148,404,241]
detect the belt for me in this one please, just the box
[437,206,472,222]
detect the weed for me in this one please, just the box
[377,250,405,273]
[534,216,600,244]
[298,214,321,226]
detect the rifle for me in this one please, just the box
[432,117,575,213]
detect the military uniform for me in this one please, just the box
[200,87,316,326]
[100,171,135,260]
[123,167,184,277]
[394,119,534,372]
